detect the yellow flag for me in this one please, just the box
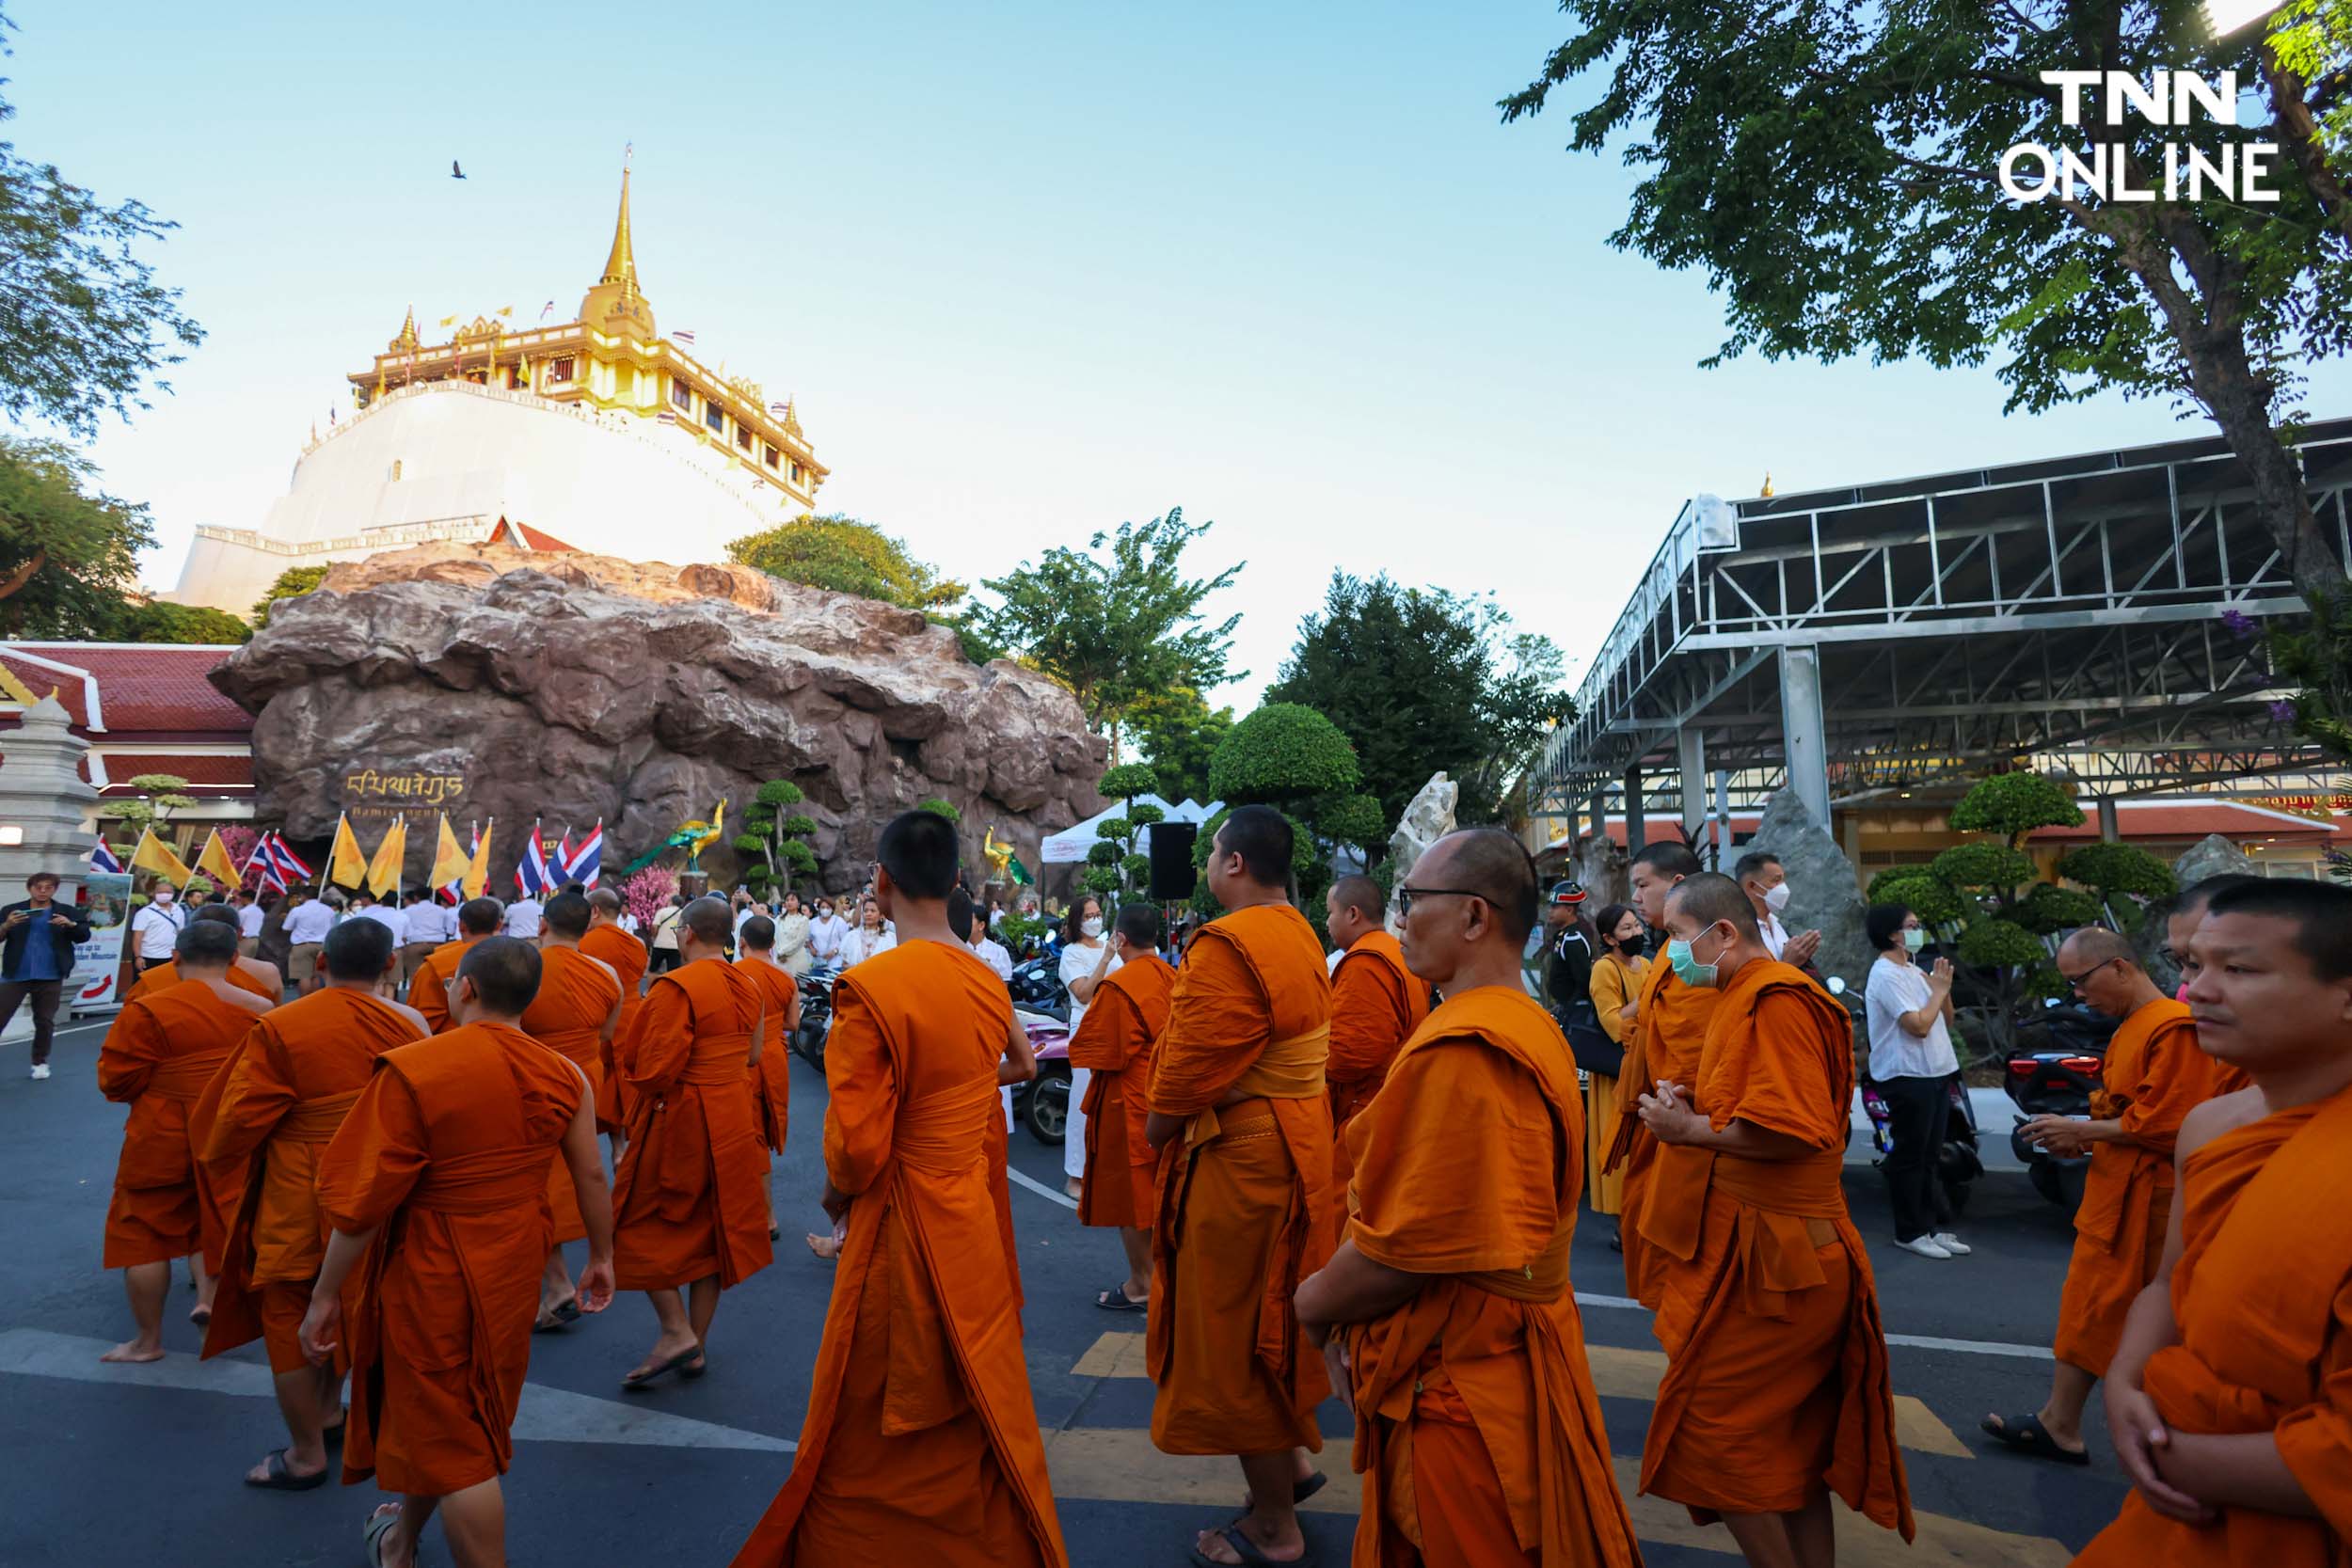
[462,819,494,900]
[429,814,470,892]
[194,829,243,892]
[326,814,367,889]
[437,313,458,328]
[365,817,408,896]
[128,826,195,886]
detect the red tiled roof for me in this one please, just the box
[511,521,576,552]
[0,643,251,736]
[1596,814,1761,847]
[2028,800,2336,843]
[93,751,252,796]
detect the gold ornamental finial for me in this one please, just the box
[389,304,420,353]
[1760,471,1775,499]
[598,157,638,293]
[782,396,803,437]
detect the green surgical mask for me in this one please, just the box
[1903,927,1927,953]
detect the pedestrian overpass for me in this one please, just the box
[1534,418,2352,855]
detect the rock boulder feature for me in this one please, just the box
[2172,832,2257,888]
[1383,773,1458,936]
[213,543,1107,892]
[1741,785,1872,991]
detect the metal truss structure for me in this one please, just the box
[1536,418,2352,842]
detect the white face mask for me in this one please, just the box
[153,890,175,906]
[1081,917,1104,939]
[1762,881,1790,914]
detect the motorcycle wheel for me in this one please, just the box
[1940,1178,1971,1219]
[792,1013,829,1069]
[2027,1160,2063,1206]
[1025,1063,1071,1145]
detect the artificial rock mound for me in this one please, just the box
[213,543,1107,890]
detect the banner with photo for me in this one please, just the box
[68,871,132,1015]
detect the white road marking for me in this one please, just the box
[1008,1167,1079,1210]
[0,1328,793,1451]
[1574,1292,2054,1360]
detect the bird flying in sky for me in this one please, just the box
[451,159,467,180]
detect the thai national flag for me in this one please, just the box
[89,838,123,875]
[564,821,604,889]
[554,827,579,886]
[539,299,556,321]
[673,328,695,345]
[245,834,285,893]
[769,402,789,420]
[264,832,314,884]
[516,821,551,896]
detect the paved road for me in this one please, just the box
[1,1019,2125,1567]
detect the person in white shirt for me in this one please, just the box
[1862,900,1967,1261]
[838,897,897,967]
[1058,895,1119,1198]
[129,884,187,973]
[648,895,684,973]
[355,890,406,942]
[772,891,813,976]
[972,921,1013,982]
[232,891,265,956]
[1734,849,1822,969]
[805,895,848,966]
[400,893,450,983]
[501,893,544,941]
[281,889,339,992]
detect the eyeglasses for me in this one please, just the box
[1395,885,1483,918]
[2059,956,2122,992]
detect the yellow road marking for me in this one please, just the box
[1074,1334,1970,1459]
[1038,1433,2068,1565]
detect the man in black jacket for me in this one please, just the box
[1,871,92,1081]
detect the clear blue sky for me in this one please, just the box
[16,0,2349,711]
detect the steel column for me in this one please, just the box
[1779,644,1832,828]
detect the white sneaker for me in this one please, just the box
[28,1062,50,1081]
[1932,1232,1972,1256]
[1896,1236,1953,1259]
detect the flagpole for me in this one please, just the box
[318,815,340,894]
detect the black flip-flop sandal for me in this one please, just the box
[1188,1524,1313,1568]
[532,1299,581,1334]
[1094,1282,1149,1312]
[621,1348,705,1390]
[1980,1412,2090,1465]
[1234,1470,1327,1521]
[189,1305,212,1327]
[244,1448,329,1491]
[364,1508,403,1568]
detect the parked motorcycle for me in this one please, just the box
[2004,998,2120,1210]
[1009,956,1070,1023]
[1831,974,1985,1216]
[791,962,840,1068]
[1009,1010,1073,1144]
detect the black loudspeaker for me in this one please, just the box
[1148,822,1198,900]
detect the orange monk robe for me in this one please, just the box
[1605,958,1722,1309]
[317,1023,584,1494]
[1069,951,1177,1229]
[2055,996,2246,1378]
[1146,902,1335,1455]
[1637,958,1913,1539]
[731,940,1067,1568]
[199,989,426,1370]
[522,946,624,1243]
[1341,986,1642,1568]
[612,958,773,1290]
[405,937,481,1035]
[582,923,648,1134]
[99,982,258,1270]
[1326,930,1430,1226]
[2073,1089,2352,1567]
[128,958,278,1004]
[737,958,800,1159]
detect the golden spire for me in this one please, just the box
[1760,471,1775,499]
[782,396,803,438]
[389,305,420,352]
[579,148,656,341]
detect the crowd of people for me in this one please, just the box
[28,806,2352,1567]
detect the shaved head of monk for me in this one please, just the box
[2056,927,2159,1019]
[192,903,243,929]
[325,913,399,982]
[1660,872,1764,984]
[676,895,734,958]
[2163,873,2259,985]
[1399,828,1539,990]
[544,890,593,941]
[1324,873,1385,950]
[458,896,504,937]
[1209,804,1293,906]
[877,808,960,903]
[739,913,776,953]
[174,916,241,974]
[455,935,542,1022]
[2185,879,2352,1074]
[1629,840,1703,928]
[586,887,625,922]
[1114,899,1161,952]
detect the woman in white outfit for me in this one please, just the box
[840,897,897,968]
[773,891,813,977]
[1058,895,1118,1200]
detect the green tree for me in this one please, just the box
[1129,686,1233,804]
[917,797,961,822]
[249,564,329,630]
[729,513,965,610]
[0,436,155,639]
[97,771,193,839]
[1947,773,2084,847]
[1266,571,1570,825]
[974,508,1244,752]
[730,779,818,895]
[110,600,248,645]
[1091,762,1166,902]
[1199,704,1364,916]
[0,7,204,437]
[1502,0,2352,614]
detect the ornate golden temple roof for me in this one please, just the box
[580,153,655,341]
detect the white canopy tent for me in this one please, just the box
[1039,795,1221,863]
